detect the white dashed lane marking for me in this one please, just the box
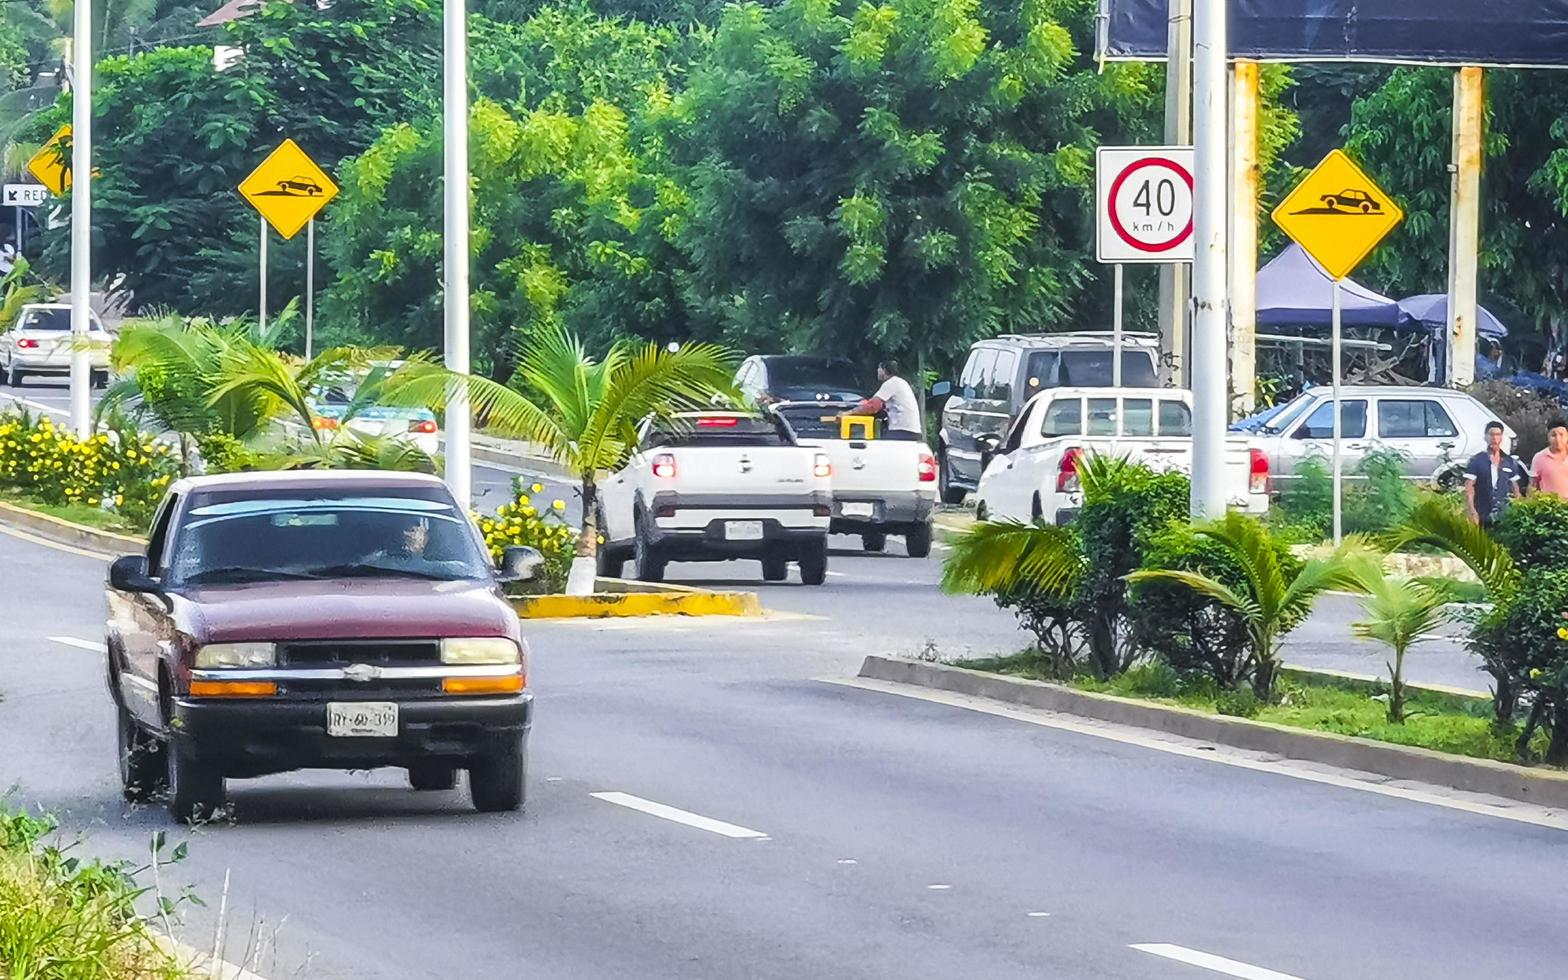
[1130,944,1305,979]
[590,791,769,840]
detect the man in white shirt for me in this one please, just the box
[846,359,921,440]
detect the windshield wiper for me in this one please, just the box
[184,566,321,584]
[306,563,465,582]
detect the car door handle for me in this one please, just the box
[1438,442,1456,450]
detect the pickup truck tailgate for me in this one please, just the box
[666,446,818,495]
[1121,439,1263,508]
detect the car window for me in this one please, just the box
[1158,400,1192,436]
[1294,400,1367,440]
[19,308,70,331]
[1122,398,1154,437]
[1378,399,1457,439]
[961,349,995,399]
[1087,398,1118,436]
[1002,402,1035,452]
[990,350,1018,403]
[1040,398,1083,437]
[144,493,181,576]
[649,415,794,448]
[1023,351,1058,394]
[1058,349,1158,387]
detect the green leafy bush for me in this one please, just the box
[1472,568,1568,763]
[474,481,578,593]
[0,410,177,532]
[1275,454,1333,538]
[1216,688,1263,718]
[1345,447,1417,534]
[1494,494,1568,574]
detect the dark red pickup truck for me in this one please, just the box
[105,470,541,823]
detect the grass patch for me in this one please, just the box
[0,808,195,979]
[0,489,142,535]
[1415,575,1488,605]
[954,651,1548,766]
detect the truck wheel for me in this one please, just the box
[470,747,526,813]
[117,704,165,802]
[166,739,225,824]
[905,522,933,559]
[596,547,624,579]
[762,556,788,581]
[634,521,666,583]
[408,763,457,791]
[798,540,828,586]
[861,531,887,553]
[938,451,966,505]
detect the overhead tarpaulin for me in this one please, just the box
[1256,244,1402,328]
[1397,294,1508,340]
[1098,0,1568,68]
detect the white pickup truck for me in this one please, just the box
[596,412,833,584]
[973,388,1271,524]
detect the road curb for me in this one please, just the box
[0,500,144,554]
[511,586,761,619]
[857,656,1568,810]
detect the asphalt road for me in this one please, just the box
[5,520,1564,979]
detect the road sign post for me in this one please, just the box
[1273,149,1405,544]
[238,139,338,343]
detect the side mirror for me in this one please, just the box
[930,381,952,398]
[977,433,1003,469]
[497,545,544,584]
[108,555,159,594]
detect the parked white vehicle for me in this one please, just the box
[1,303,113,387]
[596,412,833,584]
[973,388,1271,524]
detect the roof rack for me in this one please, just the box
[991,331,1159,342]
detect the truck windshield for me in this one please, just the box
[167,491,492,586]
[767,358,861,392]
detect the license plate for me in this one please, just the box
[725,521,765,541]
[842,502,875,518]
[327,702,398,737]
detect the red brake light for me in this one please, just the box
[312,416,338,431]
[1057,447,1083,494]
[16,338,39,349]
[813,453,832,478]
[652,453,678,479]
[697,416,740,428]
[917,452,938,482]
[1249,448,1270,494]
[409,419,438,434]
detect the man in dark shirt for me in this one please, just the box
[1465,421,1524,528]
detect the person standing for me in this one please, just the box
[845,359,921,441]
[1530,418,1568,499]
[1465,421,1525,528]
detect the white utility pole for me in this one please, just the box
[1445,66,1483,388]
[443,0,472,507]
[1158,0,1194,386]
[1189,0,1229,519]
[68,0,92,439]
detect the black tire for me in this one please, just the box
[905,522,933,559]
[469,747,526,813]
[861,531,887,553]
[762,556,789,581]
[938,450,966,505]
[5,362,24,387]
[975,502,989,523]
[1031,494,1044,522]
[408,763,457,791]
[117,704,165,802]
[165,738,225,824]
[799,539,828,586]
[594,508,625,578]
[633,517,666,582]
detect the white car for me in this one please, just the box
[596,412,833,584]
[974,387,1271,524]
[308,364,440,455]
[1,303,113,387]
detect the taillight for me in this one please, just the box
[409,418,438,434]
[652,453,677,479]
[1249,448,1270,494]
[312,416,338,431]
[917,452,938,482]
[697,416,740,428]
[16,338,38,349]
[1056,447,1083,494]
[813,453,832,478]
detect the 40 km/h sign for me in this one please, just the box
[1095,146,1195,264]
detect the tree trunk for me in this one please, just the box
[1490,669,1517,724]
[564,477,598,596]
[1515,695,1545,762]
[1387,646,1406,724]
[178,432,191,477]
[1545,701,1568,768]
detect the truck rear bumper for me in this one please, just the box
[829,490,937,532]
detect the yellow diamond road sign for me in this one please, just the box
[1273,149,1403,281]
[25,125,73,196]
[238,139,338,240]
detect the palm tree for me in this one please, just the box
[1128,513,1366,700]
[1341,553,1451,723]
[1,257,49,326]
[940,518,1083,598]
[384,328,736,594]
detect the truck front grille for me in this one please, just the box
[277,640,441,668]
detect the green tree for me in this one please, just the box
[385,327,735,593]
[1342,554,1451,724]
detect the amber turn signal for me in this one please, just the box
[441,674,525,695]
[188,680,277,698]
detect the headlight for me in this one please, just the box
[195,642,276,669]
[440,637,521,665]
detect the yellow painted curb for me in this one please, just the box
[511,591,762,619]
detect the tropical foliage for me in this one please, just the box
[0,408,176,529]
[1341,554,1451,723]
[476,481,578,592]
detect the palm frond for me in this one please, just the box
[206,342,319,438]
[1125,568,1261,622]
[1383,496,1517,597]
[379,361,573,464]
[941,520,1084,598]
[580,338,737,472]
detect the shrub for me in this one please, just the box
[1473,569,1568,763]
[1275,454,1332,538]
[1216,688,1263,718]
[0,410,177,531]
[1469,379,1564,460]
[196,432,264,474]
[475,481,577,593]
[1345,447,1417,535]
[1494,494,1568,574]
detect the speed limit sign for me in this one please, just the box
[1095,146,1195,264]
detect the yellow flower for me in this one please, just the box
[552,499,566,511]
[531,483,544,494]
[496,504,509,516]
[517,495,530,507]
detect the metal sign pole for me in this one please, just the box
[1190,0,1230,519]
[259,220,268,335]
[305,218,315,360]
[1331,280,1343,545]
[1113,263,1125,388]
[14,205,21,253]
[443,0,473,508]
[68,1,93,440]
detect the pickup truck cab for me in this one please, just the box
[2,303,113,387]
[974,388,1271,524]
[106,471,539,823]
[596,411,833,584]
[735,355,938,556]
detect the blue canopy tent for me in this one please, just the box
[1256,244,1403,328]
[1396,293,1509,339]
